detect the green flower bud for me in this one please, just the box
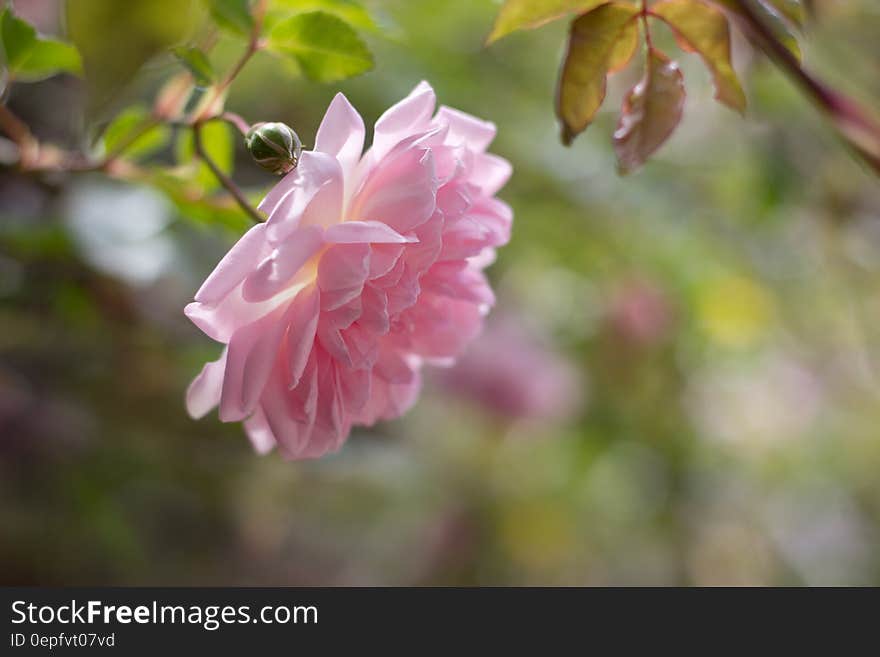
[245,122,302,175]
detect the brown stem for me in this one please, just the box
[218,111,251,136]
[195,1,267,123]
[640,0,654,50]
[733,0,880,175]
[193,121,264,224]
[0,103,38,168]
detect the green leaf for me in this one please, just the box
[267,0,378,32]
[1,7,36,68]
[267,11,373,82]
[103,106,170,161]
[67,0,199,112]
[176,121,234,190]
[614,49,686,175]
[173,47,215,86]
[709,0,801,61]
[557,2,639,145]
[653,0,745,114]
[487,0,607,44]
[207,0,254,36]
[1,8,82,81]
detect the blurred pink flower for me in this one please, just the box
[438,318,582,422]
[607,279,673,345]
[185,82,512,459]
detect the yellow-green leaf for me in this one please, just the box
[557,2,640,145]
[103,106,170,161]
[653,0,745,114]
[486,0,607,44]
[614,49,686,174]
[267,11,373,82]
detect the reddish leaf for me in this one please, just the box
[653,0,745,114]
[613,49,686,174]
[557,2,640,145]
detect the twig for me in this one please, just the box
[640,0,654,50]
[193,121,264,224]
[195,0,267,123]
[0,103,38,168]
[733,0,880,175]
[218,111,251,137]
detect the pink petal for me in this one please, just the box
[422,263,495,306]
[325,221,416,244]
[351,146,437,233]
[469,196,512,247]
[374,345,415,384]
[243,406,277,454]
[470,152,512,196]
[317,318,352,366]
[261,151,343,242]
[368,244,405,280]
[219,301,292,422]
[341,322,379,370]
[372,80,436,159]
[185,349,227,419]
[313,356,343,441]
[358,284,390,335]
[337,365,371,413]
[194,223,269,304]
[404,294,485,359]
[318,243,370,310]
[241,225,324,302]
[185,288,281,344]
[258,350,318,458]
[314,92,365,180]
[402,213,444,275]
[434,105,496,152]
[438,216,491,261]
[285,286,320,388]
[325,295,362,330]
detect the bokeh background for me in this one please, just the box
[2,0,880,585]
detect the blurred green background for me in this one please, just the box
[2,0,879,585]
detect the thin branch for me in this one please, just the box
[195,1,267,123]
[218,111,251,137]
[192,121,264,224]
[733,0,880,175]
[640,0,654,50]
[0,102,38,168]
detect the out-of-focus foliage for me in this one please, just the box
[102,107,171,161]
[66,0,200,111]
[0,7,81,81]
[2,0,880,586]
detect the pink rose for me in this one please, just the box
[185,82,512,459]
